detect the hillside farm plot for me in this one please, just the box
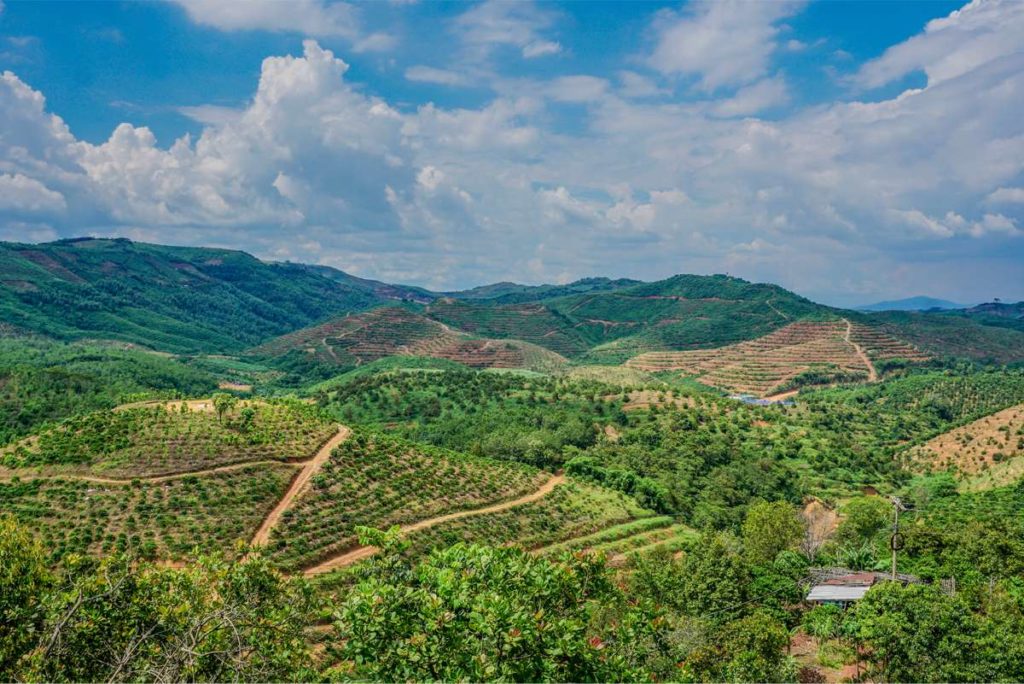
[265,433,552,571]
[0,464,295,562]
[907,403,1024,490]
[625,320,926,396]
[848,323,932,363]
[252,306,568,372]
[401,479,654,559]
[535,516,698,562]
[425,298,591,357]
[0,399,337,477]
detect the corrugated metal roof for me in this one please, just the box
[806,585,871,602]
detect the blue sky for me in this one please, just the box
[0,0,1021,305]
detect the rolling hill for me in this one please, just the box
[250,305,568,373]
[0,238,416,352]
[3,238,1022,371]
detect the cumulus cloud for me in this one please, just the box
[855,0,1024,88]
[174,0,358,38]
[647,1,805,89]
[545,75,609,103]
[0,173,65,213]
[986,187,1024,204]
[0,1,1022,300]
[172,0,395,51]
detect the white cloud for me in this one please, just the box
[545,76,609,103]
[176,104,242,126]
[522,40,561,59]
[452,1,559,58]
[987,187,1024,204]
[647,1,805,89]
[711,76,789,117]
[0,173,65,213]
[616,71,667,99]
[173,0,359,38]
[172,0,395,50]
[405,66,467,87]
[0,2,1022,300]
[855,0,1024,88]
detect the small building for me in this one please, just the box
[805,572,876,608]
[805,568,923,608]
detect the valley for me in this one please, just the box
[2,237,1024,682]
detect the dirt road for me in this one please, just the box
[250,425,352,547]
[303,473,566,575]
[842,318,878,381]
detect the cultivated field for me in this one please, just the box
[425,298,591,357]
[400,480,654,559]
[0,464,295,562]
[907,403,1024,489]
[0,399,337,478]
[264,432,553,571]
[252,306,568,372]
[625,319,927,396]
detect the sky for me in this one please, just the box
[0,0,1022,306]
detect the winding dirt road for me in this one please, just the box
[303,472,566,576]
[842,318,878,382]
[251,425,352,546]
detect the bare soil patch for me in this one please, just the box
[907,403,1024,488]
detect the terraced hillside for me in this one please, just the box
[264,432,553,571]
[251,306,567,372]
[400,479,653,559]
[907,403,1024,490]
[0,399,337,478]
[425,298,590,356]
[537,516,697,564]
[552,275,832,363]
[0,464,295,562]
[867,310,1024,363]
[626,319,928,396]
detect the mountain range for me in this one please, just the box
[2,237,1022,366]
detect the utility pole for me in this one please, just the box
[889,496,907,580]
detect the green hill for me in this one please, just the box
[0,238,403,353]
[444,277,642,304]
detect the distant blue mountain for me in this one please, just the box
[857,296,967,312]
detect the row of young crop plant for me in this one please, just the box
[266,431,551,570]
[1,399,336,476]
[400,480,652,559]
[0,465,294,562]
[537,515,674,555]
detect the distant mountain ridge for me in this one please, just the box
[858,296,966,311]
[3,237,1023,364]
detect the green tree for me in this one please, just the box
[0,516,51,678]
[679,533,750,623]
[19,552,318,682]
[838,497,890,543]
[328,528,659,681]
[850,582,974,682]
[742,500,804,565]
[212,393,237,424]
